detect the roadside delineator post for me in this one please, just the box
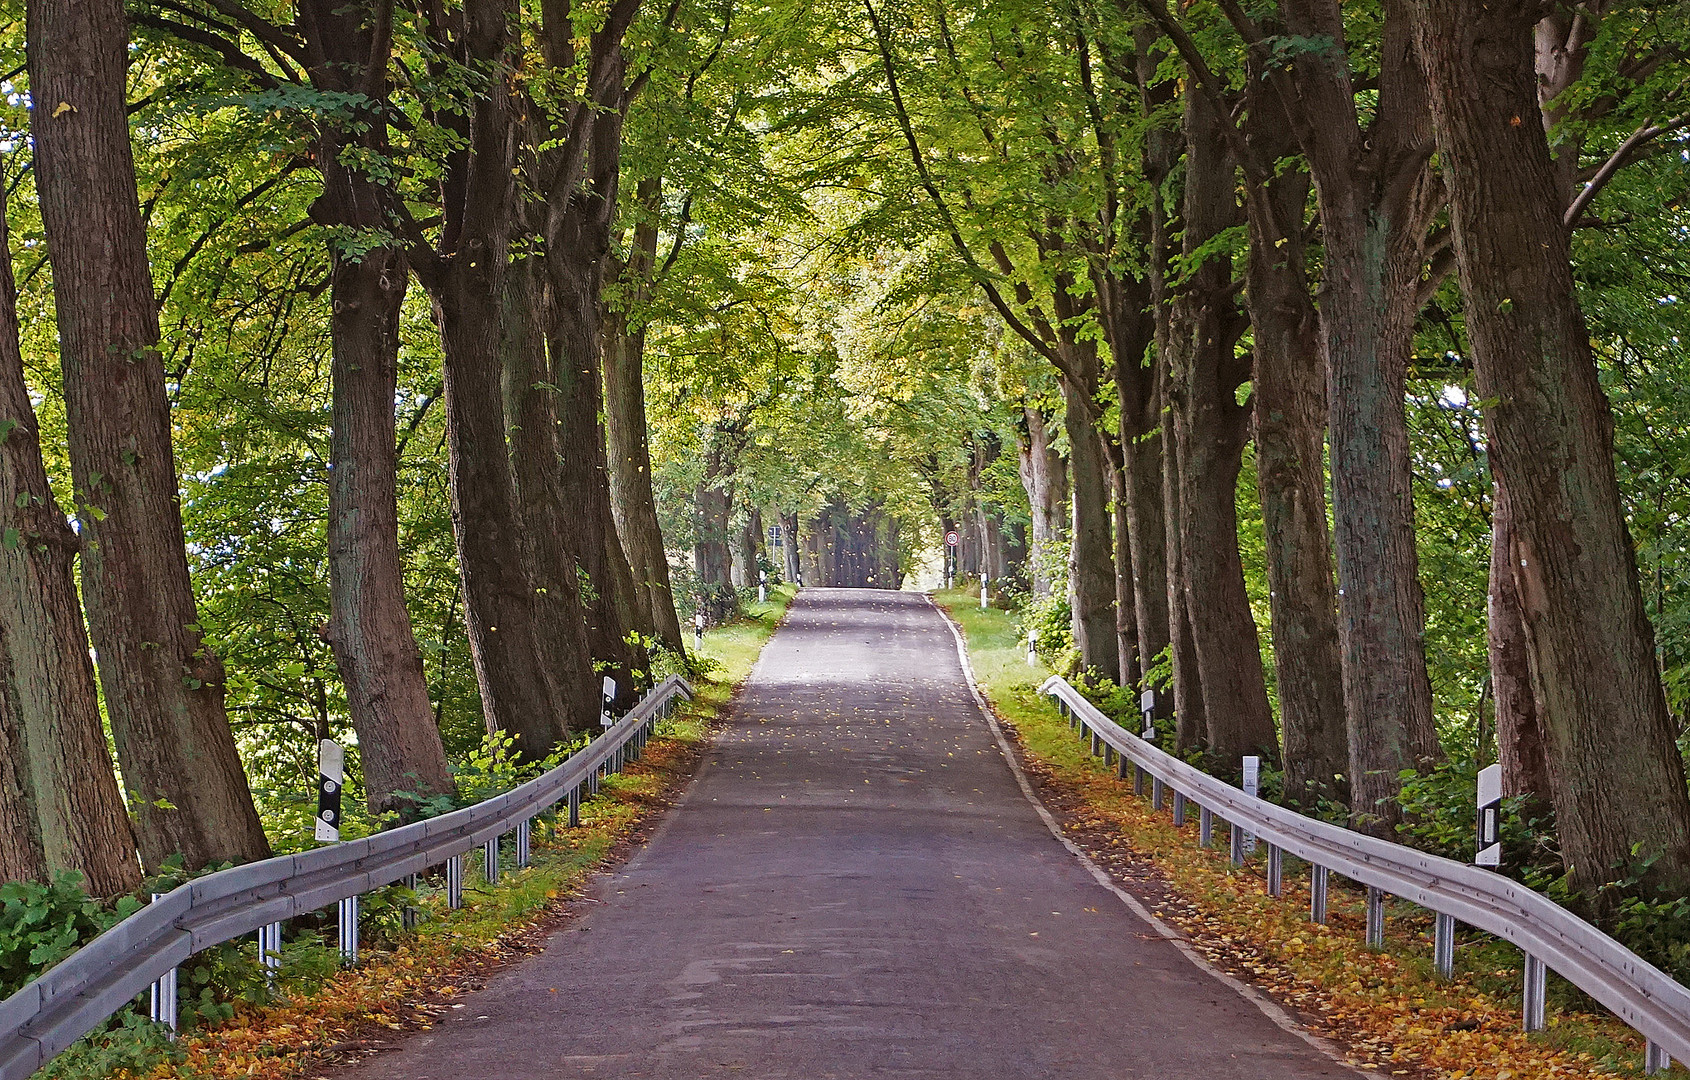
[1240,756,1260,857]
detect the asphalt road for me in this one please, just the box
[341,588,1353,1079]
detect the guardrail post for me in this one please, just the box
[1116,754,1128,779]
[1522,953,1547,1032]
[1172,791,1186,827]
[1152,776,1166,811]
[1103,744,1115,768]
[1365,887,1385,949]
[1199,806,1214,847]
[1229,820,1243,867]
[1267,845,1282,897]
[568,784,582,827]
[338,894,360,965]
[517,818,532,868]
[447,854,464,909]
[1310,865,1328,924]
[483,837,501,885]
[1134,765,1146,797]
[1090,729,1101,757]
[149,892,178,1035]
[149,963,178,1034]
[258,922,282,989]
[1434,912,1456,978]
[1645,1040,1672,1074]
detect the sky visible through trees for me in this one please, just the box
[1,0,1689,982]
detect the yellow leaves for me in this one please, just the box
[51,101,74,118]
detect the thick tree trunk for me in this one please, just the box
[303,0,455,812]
[546,245,650,703]
[0,182,137,892]
[427,0,580,757]
[1413,0,1690,893]
[1487,476,1551,805]
[498,254,606,727]
[1242,79,1350,808]
[1166,91,1277,768]
[1276,0,1443,830]
[1060,359,1120,684]
[28,0,269,869]
[1017,405,1067,597]
[603,296,684,651]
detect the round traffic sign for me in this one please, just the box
[945,531,959,547]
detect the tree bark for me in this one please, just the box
[546,237,651,704]
[497,252,607,727]
[603,190,685,652]
[28,0,269,869]
[1165,90,1278,769]
[1271,0,1444,829]
[1163,415,1206,751]
[1061,356,1120,684]
[694,435,739,622]
[1412,0,1690,893]
[0,178,138,892]
[425,0,582,758]
[305,0,455,815]
[1487,476,1551,805]
[781,511,801,584]
[1241,75,1350,808]
[1017,404,1067,597]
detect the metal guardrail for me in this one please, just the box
[0,675,694,1080]
[1039,675,1690,1074]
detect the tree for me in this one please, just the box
[28,0,270,869]
[0,174,139,893]
[302,0,456,815]
[1410,0,1690,893]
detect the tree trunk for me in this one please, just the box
[604,307,684,652]
[304,0,455,814]
[694,437,738,622]
[426,0,580,757]
[1166,90,1278,769]
[1487,475,1551,805]
[1017,405,1067,597]
[546,242,650,704]
[1242,75,1350,808]
[1163,417,1206,751]
[498,253,606,728]
[0,678,46,884]
[781,511,801,584]
[28,0,269,869]
[1412,0,1690,893]
[1061,359,1120,684]
[1276,0,1444,830]
[0,179,137,892]
[1108,441,1140,690]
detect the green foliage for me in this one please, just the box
[0,873,141,998]
[1394,759,1559,876]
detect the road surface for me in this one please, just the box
[341,588,1353,1079]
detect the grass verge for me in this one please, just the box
[932,585,1685,1080]
[42,586,795,1080]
